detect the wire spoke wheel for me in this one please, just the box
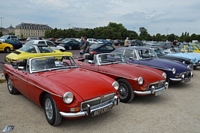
[45,98,53,120]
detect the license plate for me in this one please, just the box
[155,90,164,96]
[92,106,112,117]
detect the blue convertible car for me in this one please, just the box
[112,46,193,84]
[164,47,200,68]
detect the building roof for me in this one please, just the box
[15,22,52,30]
[7,24,14,29]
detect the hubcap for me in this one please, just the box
[119,83,128,99]
[69,46,72,50]
[7,78,13,92]
[45,98,53,120]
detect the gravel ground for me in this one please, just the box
[0,68,200,133]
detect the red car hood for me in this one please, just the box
[99,63,165,82]
[43,68,116,101]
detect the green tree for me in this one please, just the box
[44,30,52,38]
[139,27,149,40]
[191,33,198,41]
[155,33,162,41]
[167,34,176,42]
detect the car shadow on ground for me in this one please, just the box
[169,81,192,89]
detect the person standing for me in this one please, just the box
[79,36,84,47]
[124,37,130,47]
[173,40,177,47]
[80,37,90,57]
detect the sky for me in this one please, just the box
[0,0,200,36]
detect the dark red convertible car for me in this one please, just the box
[3,55,119,126]
[75,53,169,103]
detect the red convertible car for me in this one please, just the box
[75,53,169,103]
[3,55,119,126]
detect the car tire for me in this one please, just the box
[43,94,62,126]
[7,75,19,94]
[117,79,134,103]
[68,46,72,50]
[4,47,10,53]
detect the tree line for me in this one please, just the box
[43,22,200,42]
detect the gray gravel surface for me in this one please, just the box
[0,49,200,133]
[0,68,200,133]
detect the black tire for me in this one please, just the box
[68,46,72,50]
[117,79,134,103]
[166,76,170,85]
[43,94,62,126]
[7,75,19,94]
[4,47,10,53]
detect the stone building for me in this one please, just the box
[0,27,9,35]
[15,22,52,38]
[7,24,15,34]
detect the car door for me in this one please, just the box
[0,42,3,51]
[46,41,56,47]
[13,61,29,96]
[71,40,80,49]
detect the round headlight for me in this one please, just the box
[181,74,185,79]
[187,64,193,70]
[182,61,185,64]
[172,68,176,74]
[63,92,74,104]
[112,81,119,90]
[162,72,167,79]
[138,76,143,85]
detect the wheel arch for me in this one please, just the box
[39,91,48,107]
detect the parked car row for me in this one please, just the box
[0,35,23,51]
[2,40,197,126]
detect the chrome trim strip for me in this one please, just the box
[134,82,168,95]
[60,96,118,118]
[134,86,165,95]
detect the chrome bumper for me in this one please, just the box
[134,82,168,95]
[59,96,119,118]
[170,72,193,82]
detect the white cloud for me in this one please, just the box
[0,0,200,35]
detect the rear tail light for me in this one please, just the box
[90,51,97,54]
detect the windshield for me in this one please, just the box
[166,48,181,53]
[19,45,37,53]
[152,47,166,56]
[193,44,200,49]
[97,53,126,65]
[137,48,157,59]
[30,56,77,73]
[0,35,9,39]
[90,43,103,49]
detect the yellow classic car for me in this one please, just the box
[0,41,14,53]
[5,44,72,62]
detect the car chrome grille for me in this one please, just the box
[148,80,165,89]
[180,71,192,78]
[81,93,115,110]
